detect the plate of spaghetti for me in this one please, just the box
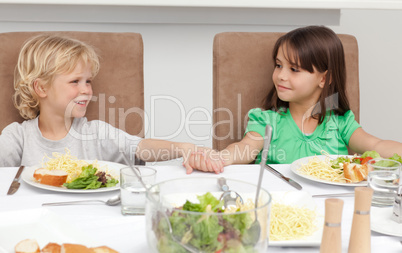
[21,149,124,193]
[269,191,323,246]
[290,155,368,186]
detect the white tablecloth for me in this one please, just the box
[0,164,401,252]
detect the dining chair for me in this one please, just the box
[0,31,145,164]
[212,32,360,151]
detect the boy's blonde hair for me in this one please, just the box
[13,34,100,119]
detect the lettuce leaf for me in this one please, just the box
[361,151,381,159]
[374,159,400,167]
[63,165,119,189]
[330,156,351,169]
[105,178,119,188]
[183,192,223,213]
[389,153,402,164]
[189,214,223,251]
[156,192,257,253]
[63,175,99,189]
[63,165,100,189]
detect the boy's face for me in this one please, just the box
[43,61,93,119]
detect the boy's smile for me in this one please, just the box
[41,60,93,120]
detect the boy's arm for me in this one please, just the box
[135,139,196,162]
[136,139,213,174]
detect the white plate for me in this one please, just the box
[21,160,125,193]
[269,191,323,247]
[0,208,96,252]
[290,155,367,187]
[371,207,402,237]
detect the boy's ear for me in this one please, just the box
[33,79,47,98]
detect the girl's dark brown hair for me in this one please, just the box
[263,25,350,124]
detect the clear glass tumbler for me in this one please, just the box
[367,158,401,207]
[120,166,156,215]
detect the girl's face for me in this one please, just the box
[272,46,327,108]
[43,61,93,119]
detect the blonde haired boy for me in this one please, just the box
[0,34,216,173]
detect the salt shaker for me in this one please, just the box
[320,198,344,253]
[348,187,373,253]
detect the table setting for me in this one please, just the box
[0,157,401,252]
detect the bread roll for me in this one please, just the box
[14,239,40,253]
[91,246,119,253]
[33,168,48,181]
[60,244,91,253]
[343,162,368,182]
[33,168,68,186]
[42,242,61,253]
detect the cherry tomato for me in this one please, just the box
[361,156,373,165]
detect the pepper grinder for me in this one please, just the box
[320,198,344,253]
[348,187,373,253]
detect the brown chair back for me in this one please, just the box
[213,32,359,151]
[0,31,144,137]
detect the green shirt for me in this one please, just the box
[245,108,361,164]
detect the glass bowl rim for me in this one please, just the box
[146,176,272,216]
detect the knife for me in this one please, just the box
[7,165,25,195]
[264,164,303,190]
[312,192,355,198]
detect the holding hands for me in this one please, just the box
[183,148,226,174]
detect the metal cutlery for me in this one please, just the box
[312,192,355,198]
[264,164,302,190]
[218,177,244,208]
[42,195,121,206]
[245,125,272,245]
[7,165,25,195]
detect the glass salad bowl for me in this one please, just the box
[145,177,271,253]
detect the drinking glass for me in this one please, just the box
[120,166,156,215]
[367,158,401,207]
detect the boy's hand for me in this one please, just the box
[184,149,225,174]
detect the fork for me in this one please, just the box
[42,195,121,206]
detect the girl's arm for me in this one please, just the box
[220,131,264,166]
[348,128,402,157]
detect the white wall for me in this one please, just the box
[0,4,401,164]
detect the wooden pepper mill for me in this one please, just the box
[348,187,373,253]
[320,198,344,253]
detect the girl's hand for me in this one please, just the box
[184,149,225,174]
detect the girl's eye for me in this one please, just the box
[86,80,92,84]
[70,80,79,84]
[275,63,282,68]
[291,67,300,72]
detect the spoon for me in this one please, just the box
[42,194,121,206]
[218,177,244,209]
[244,124,272,245]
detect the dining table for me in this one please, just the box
[0,163,401,253]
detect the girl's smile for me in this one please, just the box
[276,84,292,92]
[272,46,326,107]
